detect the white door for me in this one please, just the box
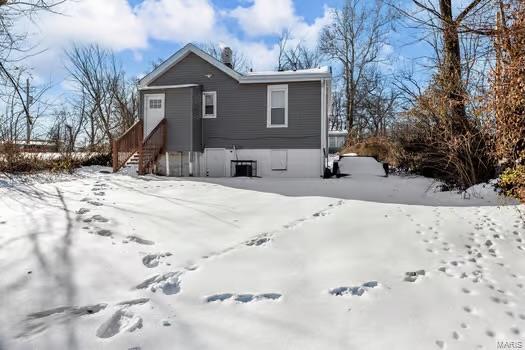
[144,94,165,138]
[205,149,226,177]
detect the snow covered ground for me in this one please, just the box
[0,157,523,350]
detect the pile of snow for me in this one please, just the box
[0,164,523,350]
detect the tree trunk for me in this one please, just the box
[439,0,468,129]
[345,63,355,139]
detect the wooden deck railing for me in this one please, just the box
[112,120,143,172]
[138,119,167,175]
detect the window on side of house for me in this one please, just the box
[267,85,288,128]
[203,91,217,118]
[149,99,162,109]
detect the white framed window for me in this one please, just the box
[149,98,162,109]
[203,91,217,118]
[267,85,288,128]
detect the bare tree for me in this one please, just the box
[65,44,137,149]
[330,84,347,131]
[277,30,324,71]
[320,0,394,137]
[0,0,64,143]
[197,42,251,73]
[395,0,495,130]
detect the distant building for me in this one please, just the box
[0,140,60,153]
[328,130,348,153]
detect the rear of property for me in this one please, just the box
[113,44,331,177]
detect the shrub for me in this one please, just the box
[341,137,397,164]
[392,75,496,189]
[80,153,112,167]
[491,1,525,202]
[0,143,81,174]
[498,165,525,202]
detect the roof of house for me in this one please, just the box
[139,43,331,88]
[329,130,349,136]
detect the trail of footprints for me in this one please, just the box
[431,209,525,348]
[21,197,346,340]
[33,192,525,347]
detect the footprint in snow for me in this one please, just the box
[404,270,426,282]
[329,281,379,296]
[126,235,155,245]
[26,303,107,320]
[245,234,272,247]
[96,309,143,339]
[84,215,109,223]
[116,298,150,307]
[142,252,172,268]
[96,229,112,237]
[76,208,90,215]
[17,303,107,339]
[135,272,182,295]
[206,293,282,303]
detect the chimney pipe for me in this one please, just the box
[221,47,233,69]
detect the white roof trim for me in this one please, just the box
[139,44,242,87]
[239,73,331,84]
[139,84,199,91]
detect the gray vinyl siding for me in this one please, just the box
[192,86,203,152]
[149,53,321,149]
[139,88,196,152]
[166,88,193,151]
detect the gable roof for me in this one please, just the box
[138,43,242,88]
[138,43,331,88]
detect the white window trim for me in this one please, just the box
[202,91,217,119]
[267,85,288,128]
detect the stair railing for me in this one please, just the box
[112,120,143,172]
[138,119,167,175]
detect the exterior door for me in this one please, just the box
[144,94,165,138]
[205,148,226,177]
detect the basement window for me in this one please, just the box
[203,91,217,118]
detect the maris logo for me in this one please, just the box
[497,341,523,349]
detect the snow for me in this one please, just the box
[0,157,524,350]
[245,66,330,76]
[329,130,348,136]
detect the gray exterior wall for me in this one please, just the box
[140,87,202,152]
[148,53,321,150]
[191,86,203,152]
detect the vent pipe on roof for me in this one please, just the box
[221,47,233,69]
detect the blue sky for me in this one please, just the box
[19,0,434,98]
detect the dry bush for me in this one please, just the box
[499,165,525,201]
[394,76,496,189]
[492,1,525,200]
[342,137,398,164]
[0,142,81,174]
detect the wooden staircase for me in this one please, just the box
[112,119,167,175]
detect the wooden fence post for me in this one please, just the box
[112,139,118,172]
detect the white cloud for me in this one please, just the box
[229,0,296,36]
[226,1,333,69]
[136,0,217,43]
[287,5,332,48]
[11,0,333,86]
[33,0,147,50]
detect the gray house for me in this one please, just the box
[113,43,332,177]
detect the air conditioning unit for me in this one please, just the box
[231,160,257,177]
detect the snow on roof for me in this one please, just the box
[245,67,330,76]
[329,130,348,136]
[0,140,56,146]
